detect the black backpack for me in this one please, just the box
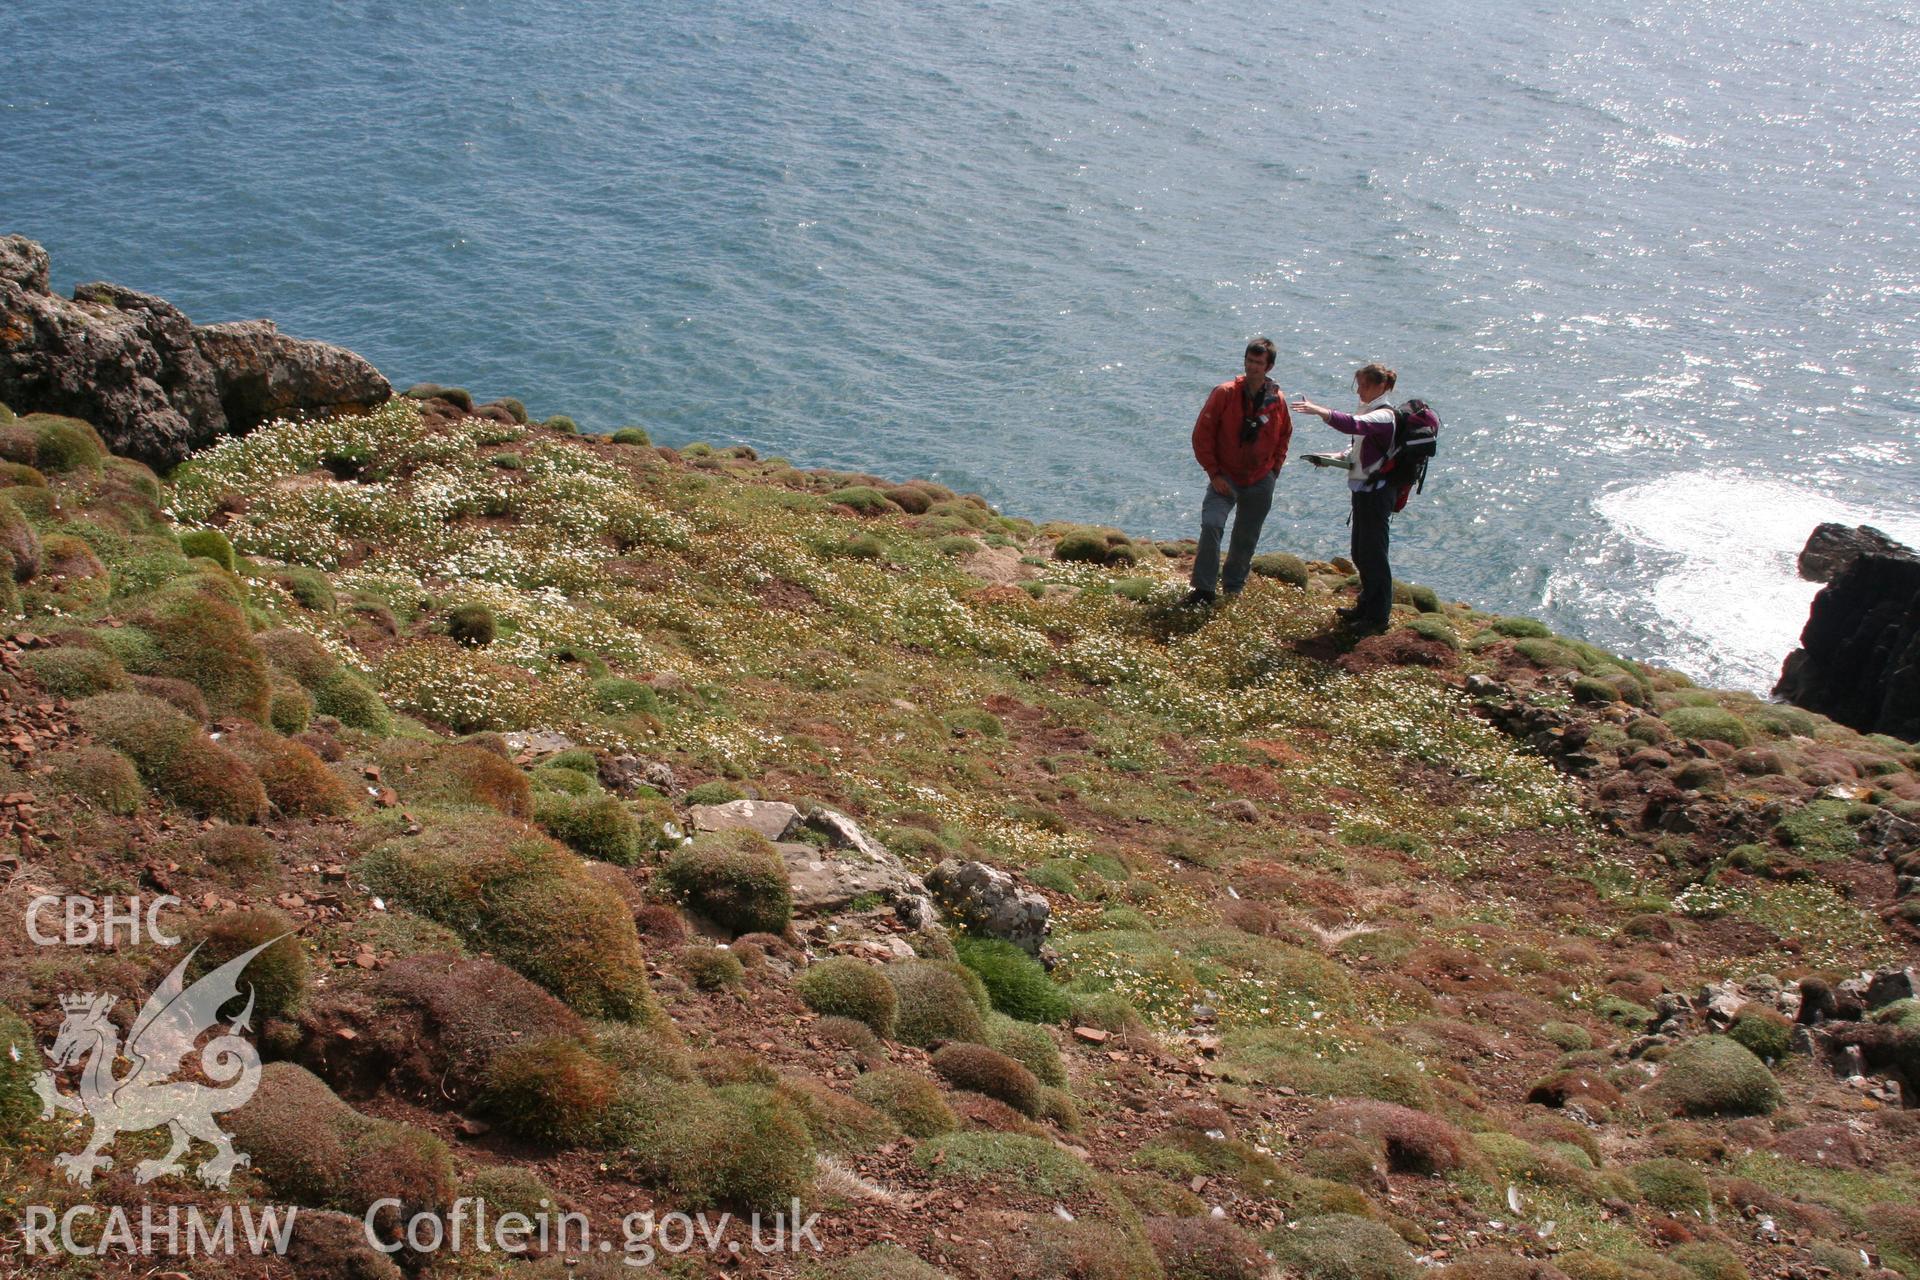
[1385,399,1441,501]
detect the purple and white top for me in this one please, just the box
[1327,395,1398,493]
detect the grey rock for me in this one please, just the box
[1653,992,1694,1022]
[0,236,51,294]
[3,266,221,467]
[0,234,389,470]
[1562,750,1605,775]
[692,799,803,842]
[776,836,935,929]
[1798,522,1909,583]
[1657,805,1701,835]
[790,806,891,859]
[790,805,937,926]
[924,858,1051,954]
[1862,807,1920,862]
[1864,967,1915,1009]
[1214,799,1260,823]
[1626,1033,1671,1058]
[501,729,577,761]
[600,754,676,797]
[1702,982,1746,1024]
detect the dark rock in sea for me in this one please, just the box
[1798,522,1907,583]
[0,234,388,470]
[1776,548,1920,742]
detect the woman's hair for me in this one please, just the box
[1355,362,1397,393]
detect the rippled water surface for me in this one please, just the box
[6,0,1918,689]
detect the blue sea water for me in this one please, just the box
[5,0,1919,692]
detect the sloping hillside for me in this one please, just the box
[0,391,1915,1280]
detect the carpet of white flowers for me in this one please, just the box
[1674,879,1904,970]
[168,402,1583,876]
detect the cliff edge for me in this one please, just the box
[0,234,389,470]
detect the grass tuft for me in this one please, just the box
[886,959,988,1047]
[661,829,793,934]
[955,935,1071,1023]
[797,957,899,1037]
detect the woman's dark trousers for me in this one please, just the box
[1349,485,1395,625]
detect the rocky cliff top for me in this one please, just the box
[0,234,388,469]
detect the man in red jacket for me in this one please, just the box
[1182,337,1293,607]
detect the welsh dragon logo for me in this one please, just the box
[32,938,281,1188]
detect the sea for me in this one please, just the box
[5,0,1919,692]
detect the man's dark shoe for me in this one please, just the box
[1180,589,1216,609]
[1347,617,1390,637]
[1335,606,1360,622]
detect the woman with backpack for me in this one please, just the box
[1291,363,1401,635]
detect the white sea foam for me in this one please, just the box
[1594,474,1920,692]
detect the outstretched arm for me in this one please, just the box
[1296,403,1397,440]
[1328,406,1398,443]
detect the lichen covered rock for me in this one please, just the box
[925,858,1050,954]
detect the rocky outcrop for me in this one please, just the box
[600,753,676,796]
[194,318,389,435]
[687,798,940,926]
[781,836,936,927]
[1798,522,1907,583]
[0,234,389,469]
[791,806,936,926]
[1642,968,1918,1105]
[924,859,1051,954]
[1776,549,1920,741]
[691,798,803,842]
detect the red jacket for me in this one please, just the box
[1192,376,1292,487]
